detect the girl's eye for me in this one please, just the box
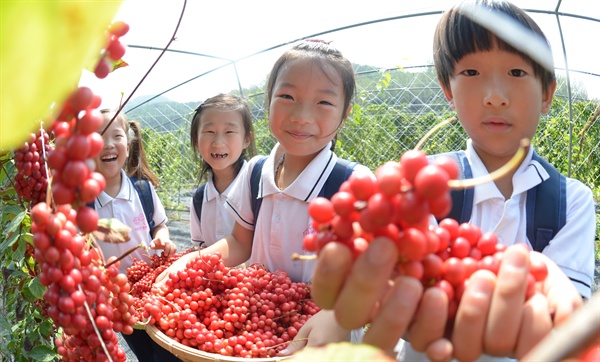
[278,94,294,100]
[318,100,334,106]
[509,69,526,77]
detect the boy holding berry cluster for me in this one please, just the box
[310,0,594,361]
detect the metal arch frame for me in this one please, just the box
[124,2,600,178]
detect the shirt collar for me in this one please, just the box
[466,139,543,201]
[204,173,218,202]
[204,160,248,202]
[96,169,133,207]
[260,142,336,201]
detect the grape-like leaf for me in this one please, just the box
[0,1,122,150]
[93,218,131,243]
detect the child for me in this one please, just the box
[430,0,595,299]
[156,40,372,350]
[310,0,594,361]
[93,111,180,362]
[189,93,256,248]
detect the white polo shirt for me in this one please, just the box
[226,142,371,283]
[463,139,595,298]
[397,140,596,362]
[190,161,248,247]
[94,169,168,273]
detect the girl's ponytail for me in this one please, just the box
[126,120,159,187]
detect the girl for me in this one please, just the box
[93,111,180,362]
[157,40,372,351]
[189,93,256,248]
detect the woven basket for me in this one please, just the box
[146,324,289,362]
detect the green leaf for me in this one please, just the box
[0,231,19,254]
[38,320,54,338]
[0,315,10,332]
[28,345,57,362]
[0,1,123,150]
[0,204,23,217]
[22,277,45,301]
[5,210,26,234]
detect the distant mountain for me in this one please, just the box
[123,96,198,132]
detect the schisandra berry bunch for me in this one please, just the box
[13,129,51,205]
[304,150,459,258]
[304,148,547,319]
[46,86,106,234]
[147,253,320,358]
[94,21,129,79]
[31,202,137,362]
[127,249,196,306]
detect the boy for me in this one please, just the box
[310,0,594,360]
[432,0,595,300]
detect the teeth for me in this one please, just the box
[211,153,228,158]
[101,155,118,161]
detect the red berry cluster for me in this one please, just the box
[94,21,129,79]
[147,253,320,358]
[46,86,106,234]
[127,250,195,302]
[305,150,548,318]
[31,202,136,362]
[13,129,51,205]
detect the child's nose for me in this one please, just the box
[290,104,312,124]
[483,76,509,108]
[212,134,225,145]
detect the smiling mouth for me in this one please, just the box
[211,153,228,158]
[288,131,311,139]
[101,155,118,163]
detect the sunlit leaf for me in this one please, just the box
[93,217,131,243]
[22,278,45,302]
[0,1,122,150]
[28,345,58,362]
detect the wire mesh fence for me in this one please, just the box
[124,64,600,212]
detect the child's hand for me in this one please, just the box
[310,238,583,362]
[451,244,582,361]
[153,250,198,291]
[278,309,350,356]
[311,237,449,358]
[150,237,177,257]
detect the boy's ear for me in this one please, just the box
[541,80,557,114]
[440,82,456,110]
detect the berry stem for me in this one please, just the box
[448,138,530,189]
[79,285,114,362]
[102,0,188,135]
[414,117,457,151]
[267,337,308,350]
[104,243,145,268]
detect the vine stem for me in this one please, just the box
[104,243,146,268]
[448,138,530,189]
[102,0,188,135]
[413,116,457,151]
[78,284,113,362]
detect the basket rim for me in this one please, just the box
[146,324,289,362]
